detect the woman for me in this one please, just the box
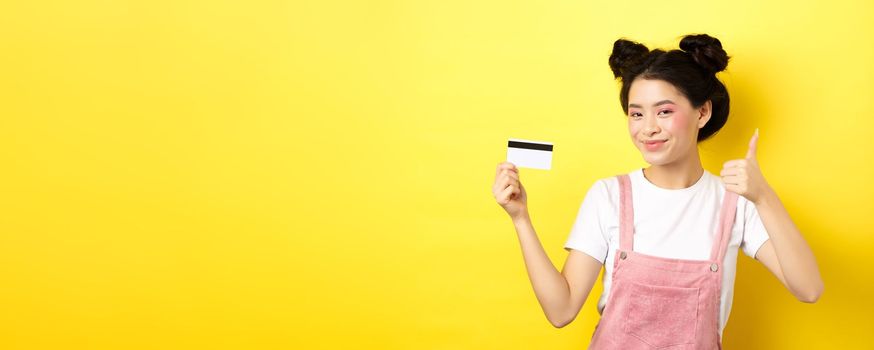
[491,34,823,349]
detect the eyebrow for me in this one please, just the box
[628,100,675,109]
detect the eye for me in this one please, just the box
[630,112,642,118]
[658,109,673,116]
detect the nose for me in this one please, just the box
[642,114,660,136]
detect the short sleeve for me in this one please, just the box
[563,180,610,264]
[740,197,770,259]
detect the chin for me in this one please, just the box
[643,157,666,166]
[640,151,671,166]
[637,142,676,166]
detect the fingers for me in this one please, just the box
[721,165,748,182]
[495,169,519,189]
[497,184,519,204]
[722,159,749,169]
[719,167,741,177]
[746,128,759,159]
[494,162,523,204]
[492,170,516,191]
[494,162,519,189]
[721,175,740,186]
[495,162,518,179]
[494,172,513,191]
[723,180,748,194]
[502,169,519,182]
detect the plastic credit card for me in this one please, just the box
[506,138,553,170]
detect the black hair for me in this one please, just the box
[608,34,731,142]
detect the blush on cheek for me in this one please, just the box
[666,110,690,136]
[628,120,641,138]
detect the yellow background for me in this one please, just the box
[1,0,872,349]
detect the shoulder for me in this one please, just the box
[580,177,611,204]
[590,172,624,197]
[582,171,634,208]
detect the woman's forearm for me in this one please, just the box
[511,212,572,326]
[755,187,824,302]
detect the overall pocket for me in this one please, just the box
[624,281,699,347]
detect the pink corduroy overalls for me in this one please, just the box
[588,173,738,349]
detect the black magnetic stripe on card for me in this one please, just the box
[508,141,553,152]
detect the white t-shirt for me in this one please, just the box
[563,168,770,337]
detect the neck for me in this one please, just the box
[642,150,704,190]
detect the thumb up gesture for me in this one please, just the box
[720,128,773,205]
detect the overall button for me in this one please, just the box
[710,263,719,272]
[620,252,627,260]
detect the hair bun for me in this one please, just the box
[679,34,729,74]
[608,39,649,79]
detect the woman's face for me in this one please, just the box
[626,78,711,166]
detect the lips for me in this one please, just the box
[643,139,667,144]
[642,139,667,151]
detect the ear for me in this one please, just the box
[697,100,712,129]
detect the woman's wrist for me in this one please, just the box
[753,185,778,207]
[511,209,530,225]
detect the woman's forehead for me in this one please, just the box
[628,79,688,107]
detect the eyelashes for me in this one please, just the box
[629,110,674,118]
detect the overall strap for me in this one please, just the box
[710,190,740,263]
[617,174,634,252]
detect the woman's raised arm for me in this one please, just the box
[494,162,602,327]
